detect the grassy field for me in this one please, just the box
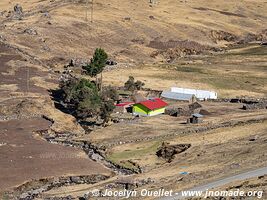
[103,45,267,98]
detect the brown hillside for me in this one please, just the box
[0,0,266,64]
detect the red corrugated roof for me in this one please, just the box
[138,98,168,110]
[116,102,134,107]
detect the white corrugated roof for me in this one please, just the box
[161,91,193,101]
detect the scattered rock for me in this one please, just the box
[42,45,50,51]
[106,59,117,65]
[24,28,38,35]
[42,12,51,18]
[248,135,258,142]
[0,35,6,41]
[12,4,23,20]
[230,98,241,103]
[123,17,131,21]
[0,10,7,16]
[14,4,23,15]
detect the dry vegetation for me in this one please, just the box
[0,0,266,199]
[0,0,266,64]
[103,44,267,98]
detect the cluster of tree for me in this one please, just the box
[59,48,119,124]
[124,76,145,91]
[58,48,146,124]
[60,78,118,123]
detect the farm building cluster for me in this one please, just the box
[114,87,218,123]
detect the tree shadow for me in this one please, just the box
[49,89,75,115]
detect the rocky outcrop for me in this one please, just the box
[156,142,191,162]
[149,40,214,62]
[239,29,267,44]
[210,30,238,43]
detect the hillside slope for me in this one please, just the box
[0,0,266,65]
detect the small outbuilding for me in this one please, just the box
[133,98,168,116]
[187,113,203,124]
[115,102,134,113]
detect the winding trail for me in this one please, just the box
[160,166,267,200]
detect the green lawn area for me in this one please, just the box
[106,141,162,170]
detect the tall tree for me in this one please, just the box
[83,48,108,91]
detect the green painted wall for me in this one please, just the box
[133,104,165,116]
[133,104,149,115]
[148,107,165,116]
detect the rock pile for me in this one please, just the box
[239,29,267,44]
[242,102,267,110]
[23,28,38,35]
[165,107,192,117]
[149,40,212,62]
[210,30,238,43]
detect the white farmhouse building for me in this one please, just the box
[161,87,217,101]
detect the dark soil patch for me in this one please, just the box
[0,118,111,192]
[0,43,48,94]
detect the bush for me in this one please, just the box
[101,86,120,102]
[59,78,117,123]
[60,78,101,118]
[124,76,145,91]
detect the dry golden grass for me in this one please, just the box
[41,121,267,199]
[103,45,267,98]
[0,0,266,64]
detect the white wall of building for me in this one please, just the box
[170,87,217,100]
